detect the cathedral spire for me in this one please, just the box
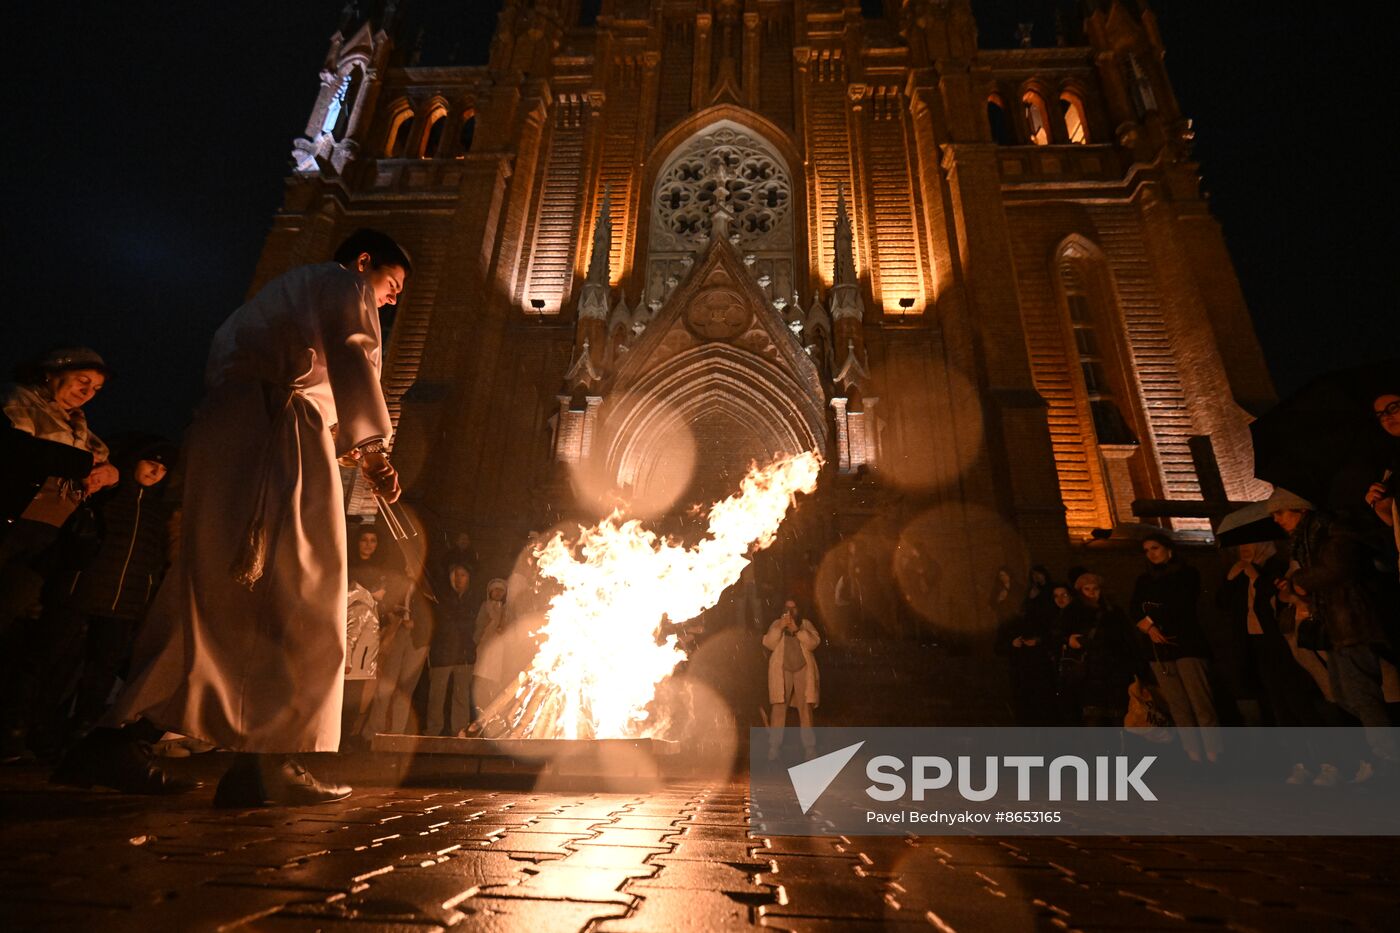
[578,186,612,320]
[832,183,857,287]
[587,185,612,286]
[828,183,864,322]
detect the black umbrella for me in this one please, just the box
[1214,501,1287,548]
[1249,359,1399,515]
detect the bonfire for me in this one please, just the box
[477,450,822,740]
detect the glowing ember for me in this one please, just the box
[478,450,822,740]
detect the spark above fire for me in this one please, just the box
[477,450,822,741]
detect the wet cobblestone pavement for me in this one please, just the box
[2,754,1397,931]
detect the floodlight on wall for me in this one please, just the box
[898,297,915,310]
[529,298,546,311]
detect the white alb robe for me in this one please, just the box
[112,263,393,752]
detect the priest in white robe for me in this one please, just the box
[57,229,409,806]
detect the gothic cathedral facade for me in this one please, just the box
[253,0,1273,636]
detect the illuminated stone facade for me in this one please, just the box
[253,0,1273,635]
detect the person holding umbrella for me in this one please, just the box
[1271,487,1399,777]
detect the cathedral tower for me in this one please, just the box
[253,0,1273,641]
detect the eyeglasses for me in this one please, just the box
[1374,400,1400,420]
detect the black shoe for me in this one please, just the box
[214,755,351,808]
[50,730,199,795]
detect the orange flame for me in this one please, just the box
[517,451,821,739]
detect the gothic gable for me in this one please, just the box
[610,236,823,404]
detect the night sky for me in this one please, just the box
[5,1,1391,442]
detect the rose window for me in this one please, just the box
[653,128,792,251]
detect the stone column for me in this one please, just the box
[743,12,761,108]
[1093,50,1140,149]
[940,140,1069,559]
[845,83,878,316]
[692,13,712,110]
[305,69,341,137]
[792,47,817,289]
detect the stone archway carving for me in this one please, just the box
[600,220,828,512]
[605,343,826,507]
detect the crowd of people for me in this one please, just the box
[0,328,818,775]
[0,349,552,759]
[0,224,1391,805]
[336,524,537,745]
[995,389,1400,784]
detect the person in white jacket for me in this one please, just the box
[341,582,380,746]
[762,598,820,757]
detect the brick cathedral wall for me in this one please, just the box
[802,54,855,286]
[1174,212,1275,415]
[1006,203,1114,535]
[471,326,575,550]
[758,12,794,130]
[1086,203,1204,506]
[656,16,694,134]
[520,103,586,312]
[1006,201,1209,533]
[381,218,451,426]
[599,63,643,282]
[863,88,922,313]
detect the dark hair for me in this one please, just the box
[1143,532,1175,551]
[333,228,413,275]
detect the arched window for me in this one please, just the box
[458,111,477,155]
[321,66,362,139]
[986,95,1014,145]
[421,109,447,159]
[385,109,413,158]
[1057,240,1141,528]
[1022,91,1051,146]
[1059,92,1089,144]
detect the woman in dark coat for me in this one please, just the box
[1070,573,1138,727]
[1215,541,1320,727]
[1044,584,1084,725]
[1129,533,1221,763]
[994,567,1059,727]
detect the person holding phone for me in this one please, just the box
[762,597,820,758]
